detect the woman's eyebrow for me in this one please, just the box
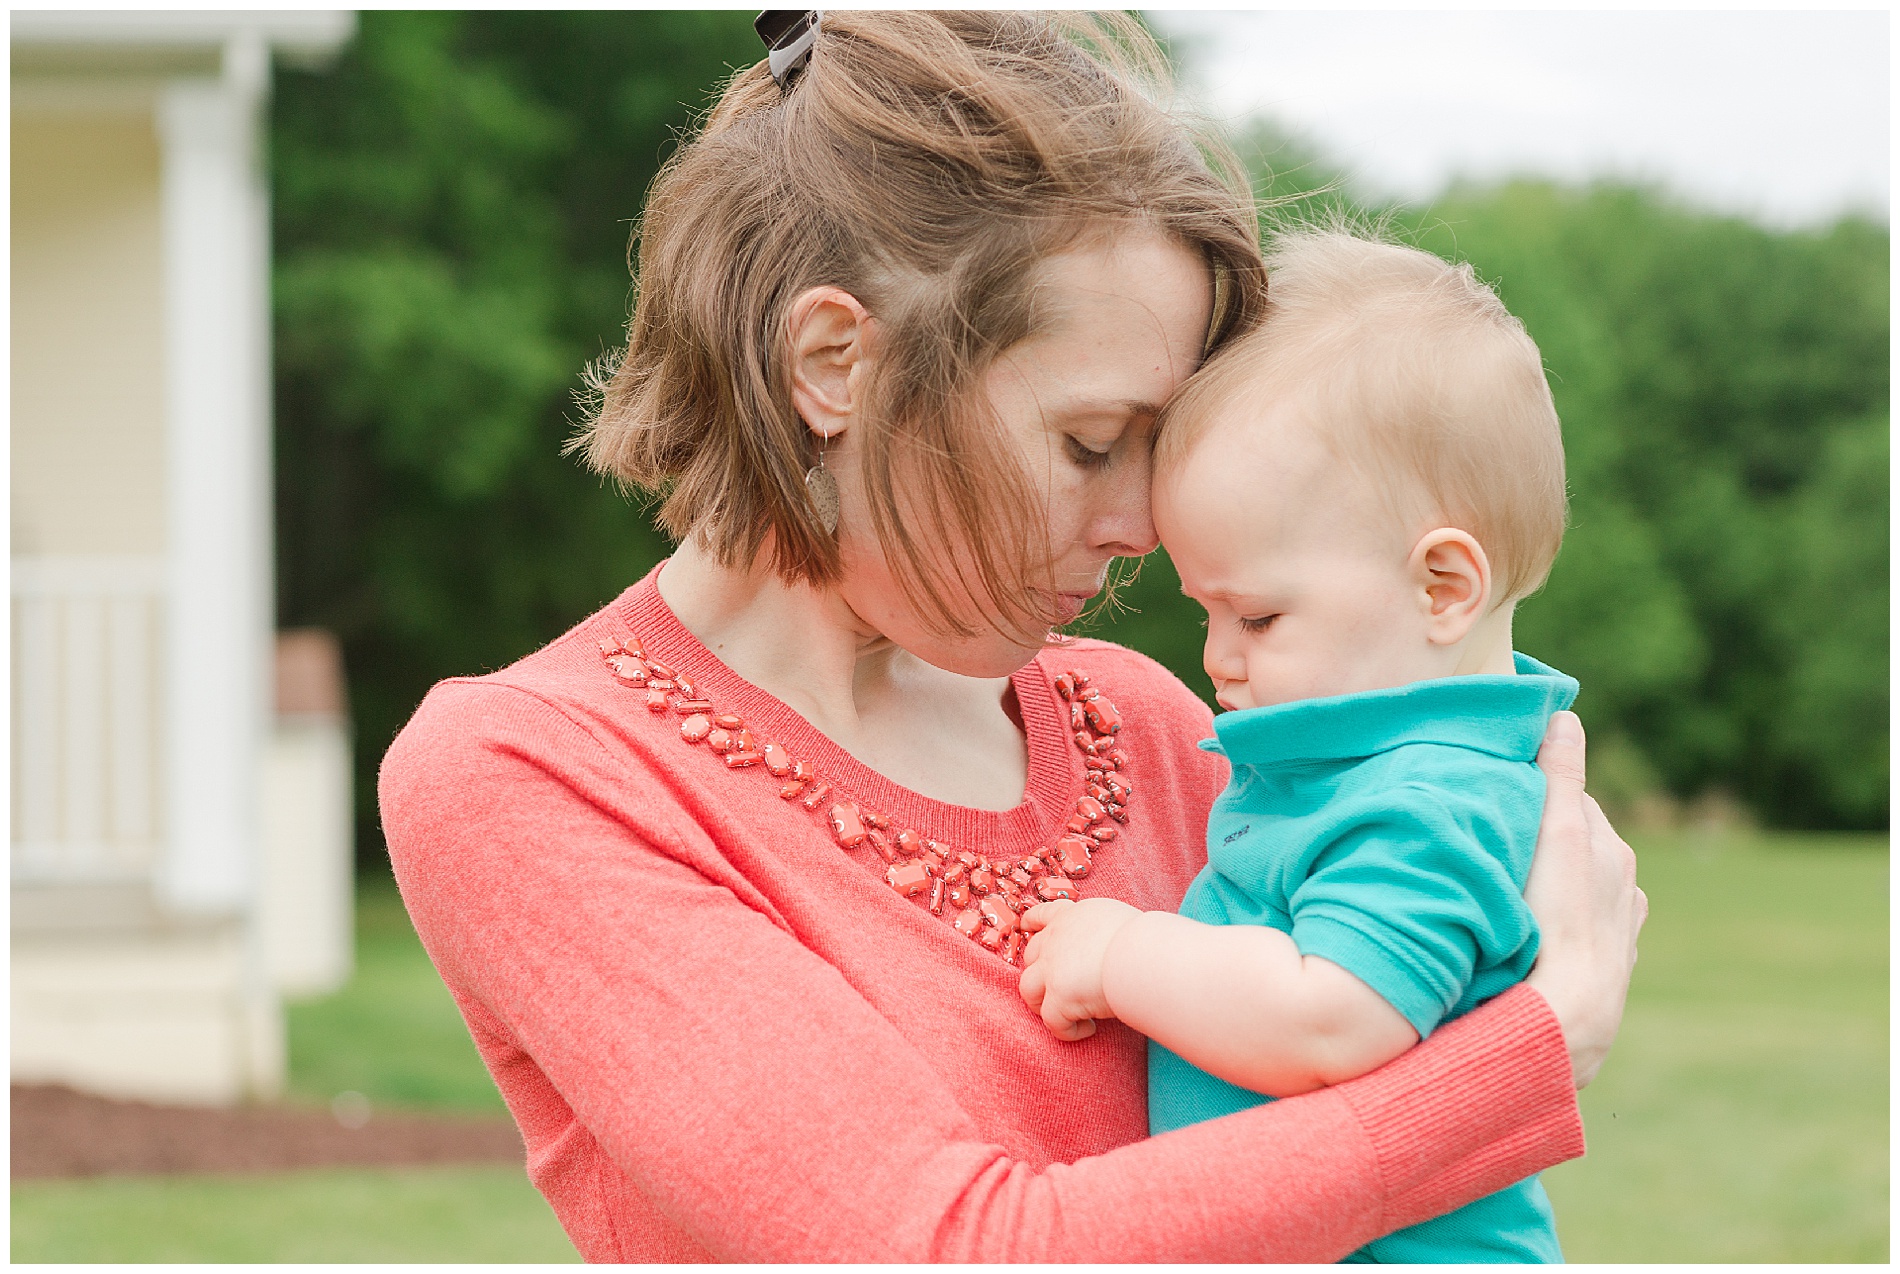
[1054,397,1163,423]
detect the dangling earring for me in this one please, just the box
[804,430,840,535]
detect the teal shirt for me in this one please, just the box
[1149,654,1577,1264]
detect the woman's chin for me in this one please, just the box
[897,627,1050,682]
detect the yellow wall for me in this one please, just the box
[11,94,168,555]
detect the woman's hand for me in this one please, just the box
[1524,710,1648,1089]
[1020,897,1144,1041]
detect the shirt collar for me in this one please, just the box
[1200,652,1579,767]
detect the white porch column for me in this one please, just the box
[155,34,273,916]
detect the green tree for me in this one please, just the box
[272,12,763,863]
[273,16,1888,848]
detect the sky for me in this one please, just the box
[1150,10,1890,228]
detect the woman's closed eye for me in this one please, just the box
[1064,435,1115,469]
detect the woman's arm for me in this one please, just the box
[383,681,1588,1262]
[1525,710,1647,1087]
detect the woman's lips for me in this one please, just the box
[1055,592,1094,624]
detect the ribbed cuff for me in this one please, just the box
[1336,983,1585,1234]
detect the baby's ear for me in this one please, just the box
[1409,528,1493,645]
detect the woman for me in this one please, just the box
[380,13,1643,1262]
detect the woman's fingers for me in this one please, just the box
[1536,709,1588,792]
[1526,708,1648,1088]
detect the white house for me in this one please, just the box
[12,10,358,1105]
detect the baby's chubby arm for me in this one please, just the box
[1020,899,1418,1097]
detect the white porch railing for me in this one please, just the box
[12,555,168,883]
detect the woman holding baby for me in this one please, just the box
[379,12,1643,1262]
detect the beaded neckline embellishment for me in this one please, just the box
[598,631,1131,965]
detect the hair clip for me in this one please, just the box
[755,10,822,90]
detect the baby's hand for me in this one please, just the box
[1018,897,1143,1041]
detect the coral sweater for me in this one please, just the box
[379,568,1585,1262]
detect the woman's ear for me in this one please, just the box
[786,286,875,440]
[1409,528,1494,646]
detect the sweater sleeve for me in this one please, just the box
[381,680,1583,1263]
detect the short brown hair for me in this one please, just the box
[578,12,1267,640]
[1160,229,1567,604]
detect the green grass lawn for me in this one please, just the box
[11,1165,578,1262]
[283,875,508,1113]
[1542,830,1889,1262]
[13,832,1887,1262]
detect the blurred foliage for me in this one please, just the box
[1092,125,1890,830]
[272,15,1888,859]
[272,13,763,862]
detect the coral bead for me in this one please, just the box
[1053,673,1076,700]
[1037,876,1079,902]
[645,688,671,712]
[828,802,868,848]
[679,714,712,744]
[724,750,764,769]
[763,742,794,777]
[801,782,833,811]
[1053,835,1092,878]
[676,699,714,715]
[607,654,648,685]
[928,878,946,915]
[977,924,1006,951]
[886,860,932,897]
[895,829,926,858]
[645,661,676,681]
[1084,698,1121,735]
[979,896,1018,935]
[947,884,971,909]
[969,867,996,896]
[953,908,983,937]
[1075,795,1105,823]
[792,760,816,784]
[713,714,744,731]
[705,728,733,754]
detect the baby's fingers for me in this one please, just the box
[1040,993,1097,1041]
[1018,960,1048,1014]
[1049,1015,1097,1043]
[1021,900,1071,933]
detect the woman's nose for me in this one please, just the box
[1089,452,1160,558]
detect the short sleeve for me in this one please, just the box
[1285,782,1537,1038]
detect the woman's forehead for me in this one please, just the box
[1001,234,1214,405]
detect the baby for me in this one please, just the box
[1021,230,1575,1263]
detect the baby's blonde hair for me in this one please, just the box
[1160,228,1567,604]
